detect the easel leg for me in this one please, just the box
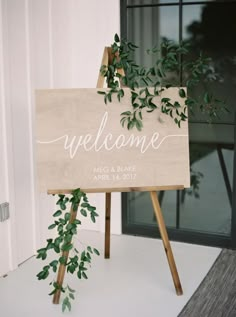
[150,191,183,295]
[104,192,111,259]
[53,204,78,304]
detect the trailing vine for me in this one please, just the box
[98,33,228,130]
[36,188,99,312]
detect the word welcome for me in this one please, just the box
[37,112,187,159]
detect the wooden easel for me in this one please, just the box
[50,47,183,304]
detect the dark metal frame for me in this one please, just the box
[120,0,236,249]
[231,113,236,248]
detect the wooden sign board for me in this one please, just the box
[35,88,190,192]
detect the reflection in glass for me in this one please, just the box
[126,144,233,235]
[179,145,233,234]
[183,3,236,123]
[127,191,176,227]
[127,6,178,67]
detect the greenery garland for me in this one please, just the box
[98,33,228,130]
[36,188,99,312]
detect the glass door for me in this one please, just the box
[121,0,236,248]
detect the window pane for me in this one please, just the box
[183,3,236,123]
[127,191,177,227]
[189,123,235,144]
[179,144,233,235]
[127,6,179,67]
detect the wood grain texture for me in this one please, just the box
[53,202,79,304]
[47,185,184,195]
[104,192,111,259]
[150,191,183,295]
[96,47,108,88]
[35,88,190,192]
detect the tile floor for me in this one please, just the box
[0,230,221,317]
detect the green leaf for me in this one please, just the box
[36,266,50,280]
[54,236,63,246]
[71,227,77,235]
[64,212,70,222]
[93,248,100,256]
[127,120,135,130]
[62,297,71,312]
[122,76,128,86]
[71,255,78,263]
[114,33,120,43]
[157,68,165,78]
[161,97,170,103]
[67,264,76,274]
[81,202,89,208]
[36,248,47,260]
[48,288,57,296]
[64,234,72,243]
[53,245,60,253]
[121,111,132,116]
[59,255,67,265]
[67,285,76,293]
[49,260,58,267]
[80,251,86,261]
[53,210,62,217]
[82,272,88,279]
[36,270,48,280]
[174,101,181,108]
[61,243,73,252]
[135,119,143,131]
[80,208,87,217]
[204,92,211,103]
[90,214,96,223]
[119,89,124,97]
[88,205,96,212]
[120,117,127,128]
[87,246,93,253]
[107,93,112,102]
[141,77,149,86]
[52,266,57,273]
[59,218,66,225]
[86,252,91,260]
[48,223,56,230]
[69,293,75,300]
[104,95,107,104]
[179,88,186,98]
[91,210,99,217]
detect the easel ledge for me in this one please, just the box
[47,185,184,195]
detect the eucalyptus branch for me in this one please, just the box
[36,188,100,312]
[98,33,228,130]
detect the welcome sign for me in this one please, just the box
[35,88,190,192]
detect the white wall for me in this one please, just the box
[0,0,18,276]
[0,0,121,276]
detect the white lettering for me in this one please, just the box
[37,111,187,159]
